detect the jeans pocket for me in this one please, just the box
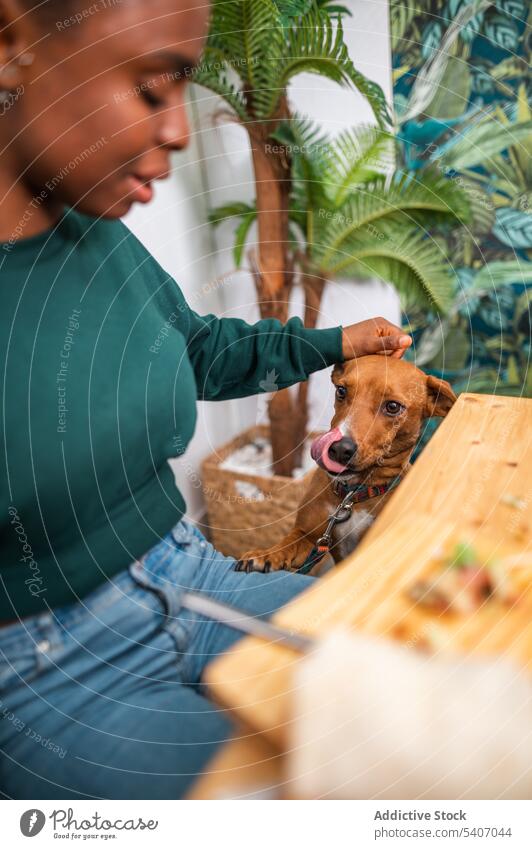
[128,558,189,655]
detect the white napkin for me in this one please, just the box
[288,630,532,799]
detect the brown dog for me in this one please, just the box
[235,355,456,573]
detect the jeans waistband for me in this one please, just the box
[0,561,134,654]
[0,519,200,654]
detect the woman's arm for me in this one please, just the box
[186,310,411,401]
[121,221,411,401]
[186,310,343,401]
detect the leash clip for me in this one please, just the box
[315,490,356,552]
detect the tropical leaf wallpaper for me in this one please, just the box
[390,0,531,447]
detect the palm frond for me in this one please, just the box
[206,0,249,67]
[271,113,332,207]
[208,201,256,226]
[272,0,314,25]
[317,221,456,312]
[315,0,352,18]
[192,56,250,122]
[208,202,257,267]
[314,171,470,269]
[233,211,258,266]
[201,0,285,114]
[241,0,285,98]
[322,125,394,205]
[254,9,390,126]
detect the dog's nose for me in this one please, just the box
[328,436,357,466]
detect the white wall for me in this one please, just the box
[124,0,397,519]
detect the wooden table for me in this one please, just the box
[190,393,532,798]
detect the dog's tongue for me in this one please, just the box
[310,427,347,474]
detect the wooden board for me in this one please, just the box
[188,732,282,799]
[204,393,532,751]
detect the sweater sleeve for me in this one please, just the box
[119,220,344,401]
[186,310,344,401]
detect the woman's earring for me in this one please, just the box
[0,72,11,105]
[0,54,33,105]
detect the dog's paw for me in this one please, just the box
[234,549,289,573]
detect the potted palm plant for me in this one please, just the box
[193,0,469,555]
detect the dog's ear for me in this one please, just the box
[332,362,345,383]
[424,375,457,418]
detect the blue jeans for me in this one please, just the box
[0,520,313,799]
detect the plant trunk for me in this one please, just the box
[248,249,296,477]
[246,97,298,477]
[291,271,327,469]
[247,97,292,306]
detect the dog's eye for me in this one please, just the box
[335,385,347,401]
[383,400,404,416]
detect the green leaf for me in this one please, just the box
[493,208,532,249]
[233,211,257,266]
[430,325,471,371]
[411,320,450,367]
[390,0,417,50]
[452,541,478,569]
[443,177,495,236]
[424,55,472,120]
[436,119,532,172]
[400,0,492,123]
[489,56,529,81]
[484,11,520,51]
[471,260,532,290]
[208,202,256,226]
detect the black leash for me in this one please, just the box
[298,476,402,574]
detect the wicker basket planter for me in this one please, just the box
[201,424,316,558]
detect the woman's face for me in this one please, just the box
[3,0,209,218]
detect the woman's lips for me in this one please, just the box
[127,175,154,204]
[310,427,348,474]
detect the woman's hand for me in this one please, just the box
[341,317,412,360]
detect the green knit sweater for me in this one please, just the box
[0,209,343,618]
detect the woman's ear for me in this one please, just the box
[424,375,457,418]
[0,0,32,91]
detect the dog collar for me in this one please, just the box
[332,476,402,500]
[297,475,402,574]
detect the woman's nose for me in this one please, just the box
[157,105,190,151]
[328,437,358,466]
